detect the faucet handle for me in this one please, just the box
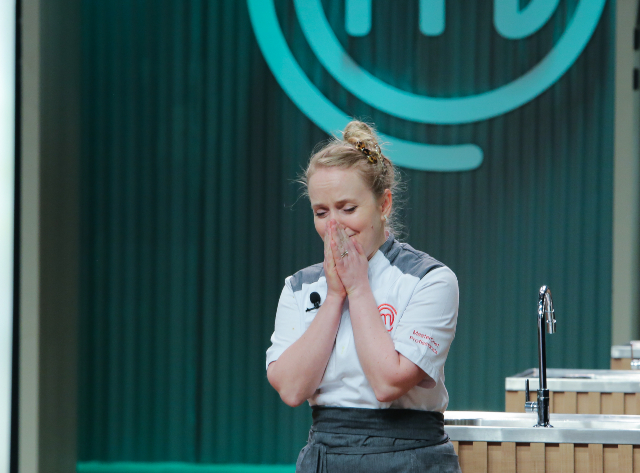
[524,379,538,413]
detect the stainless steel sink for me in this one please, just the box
[505,368,640,392]
[445,411,640,444]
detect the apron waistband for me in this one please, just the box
[299,407,449,473]
[311,406,447,440]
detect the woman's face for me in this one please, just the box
[308,166,391,260]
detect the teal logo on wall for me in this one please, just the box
[248,0,606,171]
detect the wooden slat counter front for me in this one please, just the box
[451,441,636,473]
[505,368,640,415]
[445,412,640,473]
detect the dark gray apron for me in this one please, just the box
[296,407,461,473]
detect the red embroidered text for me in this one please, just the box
[410,330,439,354]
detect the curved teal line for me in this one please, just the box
[494,0,560,39]
[246,0,483,171]
[294,0,606,124]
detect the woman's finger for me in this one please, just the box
[326,223,341,275]
[351,236,365,256]
[331,224,344,255]
[330,236,343,264]
[324,223,332,258]
[337,224,356,255]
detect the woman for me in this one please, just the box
[266,121,461,472]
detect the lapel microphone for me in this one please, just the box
[306,292,322,312]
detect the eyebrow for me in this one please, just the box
[311,199,356,207]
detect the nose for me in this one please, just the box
[324,216,343,234]
[328,215,345,228]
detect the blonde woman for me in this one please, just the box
[266,121,461,472]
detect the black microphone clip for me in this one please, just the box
[306,292,322,312]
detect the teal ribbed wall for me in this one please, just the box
[79,0,615,465]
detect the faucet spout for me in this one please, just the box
[536,285,555,427]
[540,286,556,335]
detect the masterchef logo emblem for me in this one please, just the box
[378,304,397,332]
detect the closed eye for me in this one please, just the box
[344,206,357,213]
[314,210,328,218]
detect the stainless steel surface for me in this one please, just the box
[611,344,632,358]
[445,411,640,444]
[531,285,556,427]
[506,368,640,392]
[611,341,640,359]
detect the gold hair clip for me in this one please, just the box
[355,140,382,164]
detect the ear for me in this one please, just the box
[380,189,392,218]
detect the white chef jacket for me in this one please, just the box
[266,235,459,413]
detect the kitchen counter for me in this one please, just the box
[445,411,640,472]
[505,368,640,414]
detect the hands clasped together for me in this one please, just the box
[323,220,370,299]
[268,218,430,407]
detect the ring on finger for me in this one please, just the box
[340,250,349,258]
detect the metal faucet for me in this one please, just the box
[524,285,556,427]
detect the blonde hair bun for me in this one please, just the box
[343,121,380,150]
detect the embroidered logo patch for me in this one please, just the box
[410,329,439,354]
[378,304,397,332]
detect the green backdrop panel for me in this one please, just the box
[79,0,614,465]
